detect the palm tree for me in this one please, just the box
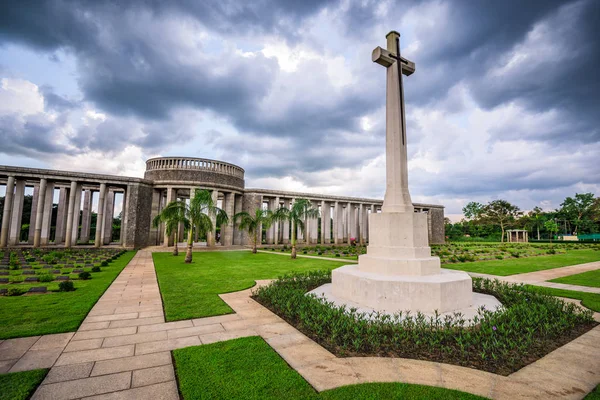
[234,209,273,253]
[273,199,318,259]
[152,201,188,256]
[155,189,228,263]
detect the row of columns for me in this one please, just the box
[152,187,243,247]
[1,177,126,248]
[262,198,379,246]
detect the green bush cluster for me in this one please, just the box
[7,287,27,296]
[58,281,75,292]
[254,271,594,374]
[78,272,91,280]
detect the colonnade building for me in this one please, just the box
[0,157,445,249]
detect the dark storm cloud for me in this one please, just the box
[39,86,79,111]
[0,114,68,156]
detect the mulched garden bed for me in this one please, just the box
[253,271,597,376]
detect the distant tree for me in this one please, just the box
[234,209,274,254]
[480,200,521,242]
[529,206,544,240]
[544,220,559,243]
[558,193,596,235]
[273,199,318,259]
[462,202,484,220]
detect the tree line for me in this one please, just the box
[446,193,600,242]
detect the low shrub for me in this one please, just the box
[253,271,595,375]
[7,287,27,296]
[335,254,340,257]
[92,266,101,272]
[78,272,91,280]
[58,281,75,292]
[38,274,54,282]
[101,261,109,267]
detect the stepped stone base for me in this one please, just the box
[329,264,474,314]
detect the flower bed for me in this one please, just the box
[253,271,596,375]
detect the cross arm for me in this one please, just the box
[372,46,415,76]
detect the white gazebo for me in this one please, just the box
[506,230,528,243]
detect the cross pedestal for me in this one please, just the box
[312,32,500,317]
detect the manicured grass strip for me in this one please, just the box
[0,251,136,339]
[173,336,485,400]
[526,285,600,312]
[153,251,346,321]
[550,268,600,288]
[0,368,48,400]
[444,250,600,276]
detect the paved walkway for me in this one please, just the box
[1,251,598,399]
[469,260,600,294]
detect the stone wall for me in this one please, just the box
[144,169,244,191]
[123,183,154,248]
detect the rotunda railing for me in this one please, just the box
[145,157,244,180]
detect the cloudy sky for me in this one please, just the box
[1,0,598,218]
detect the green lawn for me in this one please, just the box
[444,250,600,276]
[526,285,600,312]
[0,251,136,339]
[153,251,346,321]
[0,369,47,400]
[173,336,485,400]
[550,268,600,288]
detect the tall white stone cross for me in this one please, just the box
[372,31,416,214]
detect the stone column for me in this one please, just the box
[273,197,280,245]
[281,199,290,244]
[33,179,47,247]
[70,183,82,245]
[40,182,54,245]
[323,201,331,244]
[64,181,78,248]
[333,201,340,245]
[233,194,243,245]
[94,183,107,247]
[342,204,348,243]
[120,188,128,246]
[80,190,92,243]
[28,184,39,244]
[320,201,326,245]
[163,187,175,247]
[265,198,274,245]
[0,176,15,248]
[223,191,235,246]
[311,201,319,244]
[347,203,355,244]
[358,204,365,245]
[54,187,68,244]
[207,189,218,247]
[148,189,161,245]
[8,179,25,245]
[103,190,115,245]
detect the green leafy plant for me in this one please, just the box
[92,266,101,272]
[78,272,91,280]
[7,287,27,296]
[58,280,75,292]
[38,274,54,283]
[253,271,595,375]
